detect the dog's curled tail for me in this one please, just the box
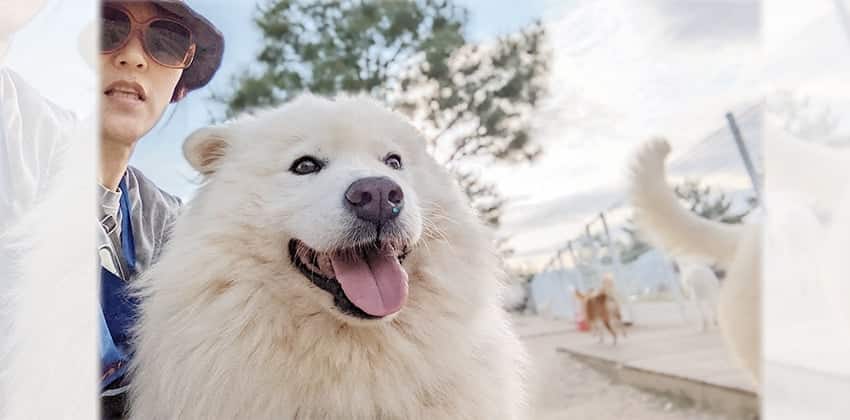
[628,138,743,267]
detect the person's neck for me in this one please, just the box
[100,139,133,191]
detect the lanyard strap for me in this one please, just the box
[99,172,137,391]
[118,175,136,273]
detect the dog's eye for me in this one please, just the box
[384,154,403,170]
[290,156,323,175]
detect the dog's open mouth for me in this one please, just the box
[288,239,410,319]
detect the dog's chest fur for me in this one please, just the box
[130,268,522,420]
[272,314,481,418]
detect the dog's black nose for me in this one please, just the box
[344,177,404,224]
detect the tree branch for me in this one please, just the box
[429,108,465,147]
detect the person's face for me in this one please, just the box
[100,2,184,146]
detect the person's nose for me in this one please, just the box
[112,33,148,71]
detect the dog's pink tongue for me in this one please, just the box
[330,251,408,317]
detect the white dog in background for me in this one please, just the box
[128,95,527,420]
[676,261,721,332]
[629,138,761,385]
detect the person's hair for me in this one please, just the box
[171,81,188,102]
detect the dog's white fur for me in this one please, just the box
[128,95,527,420]
[629,138,761,385]
[0,14,99,417]
[677,262,720,332]
[0,118,98,419]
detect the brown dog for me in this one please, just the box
[575,286,627,345]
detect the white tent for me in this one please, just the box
[528,269,581,319]
[528,248,682,321]
[618,249,680,297]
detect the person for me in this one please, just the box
[97,1,223,418]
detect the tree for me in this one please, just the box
[619,223,652,264]
[673,179,754,224]
[215,0,550,228]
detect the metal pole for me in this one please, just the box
[598,213,611,262]
[599,212,610,238]
[726,112,762,200]
[580,229,593,290]
[599,212,633,323]
[567,240,578,266]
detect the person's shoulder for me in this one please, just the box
[126,167,184,254]
[126,166,183,211]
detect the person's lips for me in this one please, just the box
[104,80,147,102]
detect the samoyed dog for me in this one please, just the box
[128,95,527,420]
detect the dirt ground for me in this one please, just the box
[523,331,730,420]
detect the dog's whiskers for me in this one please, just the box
[422,216,452,250]
[420,201,462,226]
[423,220,448,242]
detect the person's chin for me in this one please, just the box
[101,115,146,146]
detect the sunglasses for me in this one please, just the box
[101,4,196,69]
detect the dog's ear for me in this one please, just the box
[183,125,231,175]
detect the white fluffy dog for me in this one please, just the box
[128,95,527,420]
[0,117,98,419]
[629,138,761,386]
[677,261,721,332]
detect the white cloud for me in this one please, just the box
[649,0,759,43]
